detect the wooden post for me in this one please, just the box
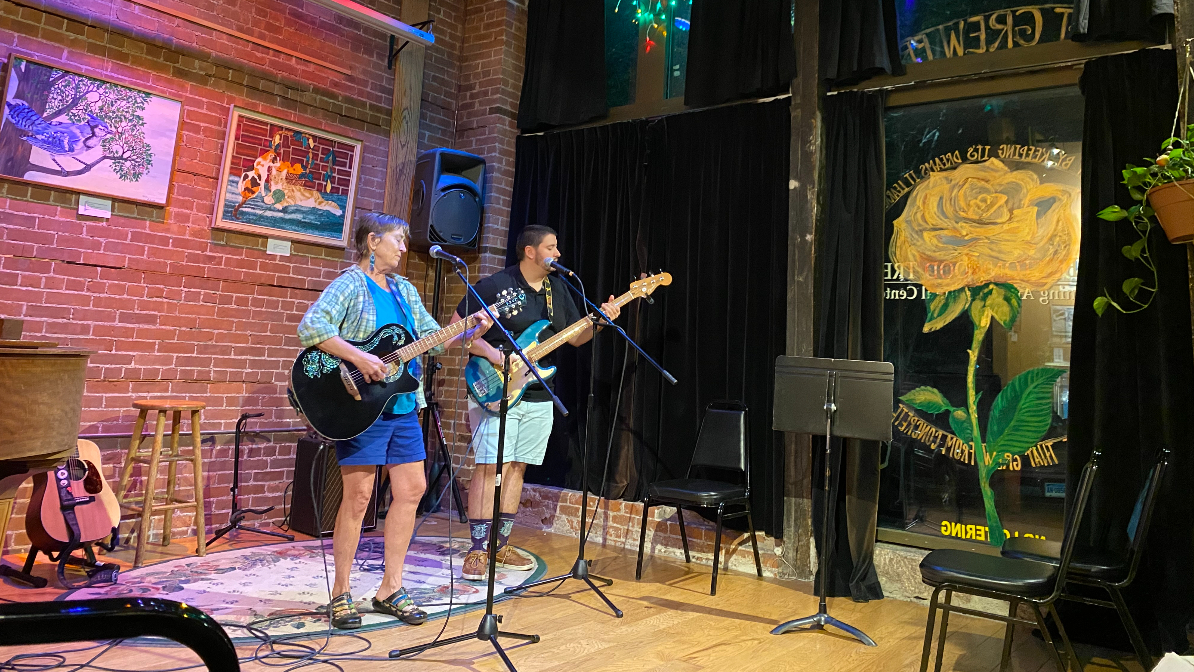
[781,0,821,582]
[382,0,431,219]
[1176,1,1194,356]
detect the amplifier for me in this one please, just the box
[290,433,377,536]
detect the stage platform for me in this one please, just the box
[0,516,1147,671]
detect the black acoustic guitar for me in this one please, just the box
[289,289,525,440]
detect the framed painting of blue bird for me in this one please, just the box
[0,55,183,206]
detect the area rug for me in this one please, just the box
[59,536,547,643]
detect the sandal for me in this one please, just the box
[329,591,361,630]
[372,587,428,625]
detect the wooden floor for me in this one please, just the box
[0,518,1147,672]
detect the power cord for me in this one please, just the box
[0,268,539,670]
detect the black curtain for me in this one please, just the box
[1067,48,1194,655]
[1071,0,1173,42]
[820,0,905,88]
[507,100,791,536]
[684,0,796,108]
[506,122,649,495]
[517,0,608,132]
[811,91,886,601]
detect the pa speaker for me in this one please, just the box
[408,148,486,251]
[290,433,377,537]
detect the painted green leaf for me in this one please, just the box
[899,387,953,415]
[986,367,1066,457]
[1097,205,1129,221]
[949,408,975,446]
[969,283,1022,330]
[922,289,970,333]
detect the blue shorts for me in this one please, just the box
[336,410,426,466]
[468,400,553,465]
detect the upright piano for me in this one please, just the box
[0,340,92,558]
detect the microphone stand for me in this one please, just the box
[391,262,564,672]
[506,271,675,619]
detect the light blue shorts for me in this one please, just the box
[468,400,553,465]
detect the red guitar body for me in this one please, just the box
[26,439,119,551]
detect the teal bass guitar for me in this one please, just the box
[464,272,672,413]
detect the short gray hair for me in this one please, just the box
[353,211,409,257]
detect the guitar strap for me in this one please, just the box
[384,277,416,332]
[544,277,565,331]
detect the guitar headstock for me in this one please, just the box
[494,288,527,318]
[628,271,672,299]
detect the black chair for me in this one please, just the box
[1001,448,1169,670]
[635,400,763,596]
[0,597,239,671]
[918,449,1100,672]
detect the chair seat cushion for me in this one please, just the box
[1000,537,1130,584]
[647,479,746,506]
[920,549,1058,598]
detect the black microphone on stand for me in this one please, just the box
[428,244,465,266]
[544,257,575,277]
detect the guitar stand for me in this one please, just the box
[418,362,468,522]
[0,542,119,589]
[414,259,468,523]
[208,413,294,546]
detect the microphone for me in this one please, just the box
[545,258,575,277]
[428,245,465,266]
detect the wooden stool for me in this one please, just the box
[116,400,207,567]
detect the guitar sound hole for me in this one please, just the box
[68,460,88,481]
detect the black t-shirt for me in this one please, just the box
[456,265,582,402]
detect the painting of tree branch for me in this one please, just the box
[0,56,182,205]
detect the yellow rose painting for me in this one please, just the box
[891,158,1080,545]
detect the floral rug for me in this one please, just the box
[59,536,546,643]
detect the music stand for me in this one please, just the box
[769,356,893,646]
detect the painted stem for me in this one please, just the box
[967,310,1005,546]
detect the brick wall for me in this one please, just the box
[0,0,529,553]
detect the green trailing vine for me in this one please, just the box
[1094,115,1194,315]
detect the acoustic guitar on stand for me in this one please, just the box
[464,272,672,414]
[25,439,121,559]
[289,288,526,441]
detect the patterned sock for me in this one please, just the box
[469,518,491,552]
[496,513,516,550]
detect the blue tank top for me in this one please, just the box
[365,276,417,415]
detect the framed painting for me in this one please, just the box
[213,107,361,247]
[0,55,183,206]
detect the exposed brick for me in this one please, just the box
[0,0,525,554]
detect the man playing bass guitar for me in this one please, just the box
[449,225,620,580]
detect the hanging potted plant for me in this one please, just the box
[1094,123,1194,316]
[1095,55,1194,317]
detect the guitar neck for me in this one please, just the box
[385,308,485,363]
[530,289,638,361]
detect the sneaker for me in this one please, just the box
[372,587,428,625]
[462,549,489,581]
[495,545,535,571]
[329,591,361,630]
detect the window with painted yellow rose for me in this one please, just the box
[879,86,1082,548]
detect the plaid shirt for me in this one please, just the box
[298,265,442,409]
